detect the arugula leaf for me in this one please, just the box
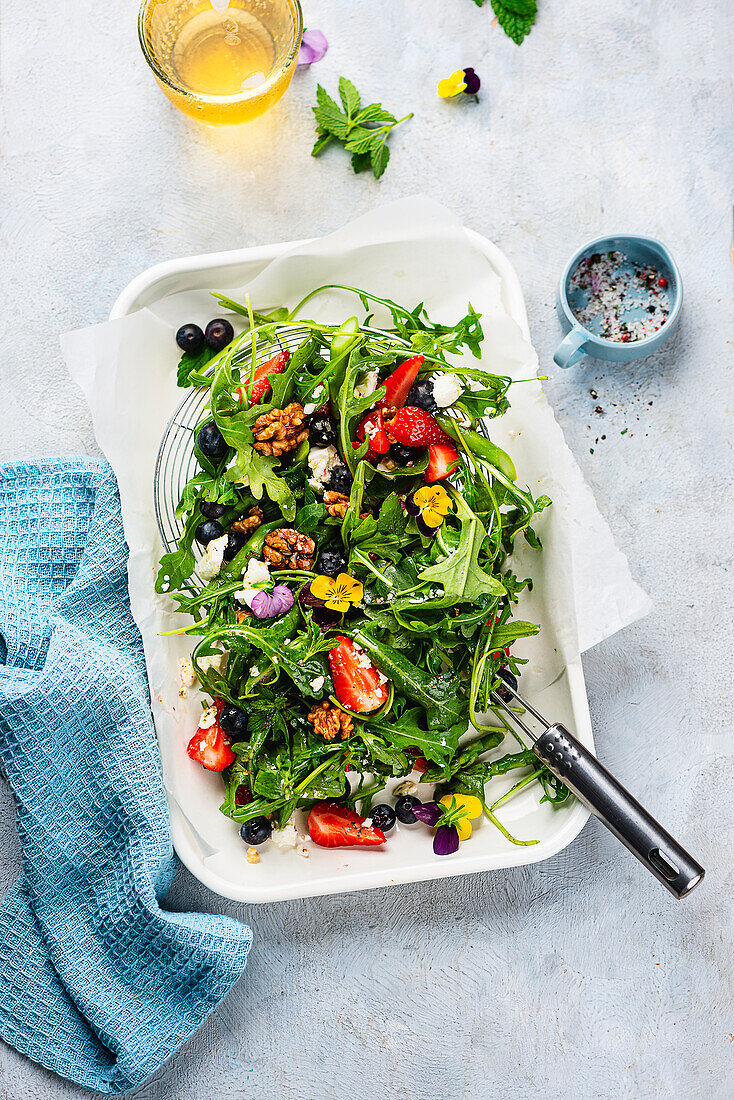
[364,707,458,766]
[155,510,199,593]
[418,493,505,602]
[490,0,536,44]
[311,79,412,179]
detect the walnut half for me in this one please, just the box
[263,528,316,570]
[252,402,308,457]
[308,701,354,741]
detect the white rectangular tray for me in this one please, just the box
[110,230,592,903]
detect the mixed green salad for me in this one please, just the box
[160,286,569,860]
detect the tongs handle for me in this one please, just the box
[533,724,705,898]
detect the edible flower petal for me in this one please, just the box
[298,28,328,67]
[437,70,467,99]
[310,572,364,613]
[411,801,443,827]
[433,823,460,855]
[249,585,294,619]
[462,67,481,95]
[412,484,454,530]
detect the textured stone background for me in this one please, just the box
[1,1,732,1097]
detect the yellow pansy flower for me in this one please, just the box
[310,572,364,613]
[412,484,454,529]
[439,793,483,840]
[437,70,467,99]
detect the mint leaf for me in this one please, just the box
[338,76,361,117]
[501,0,537,15]
[370,141,390,180]
[176,345,214,387]
[311,79,411,179]
[312,129,334,157]
[313,85,349,138]
[356,104,396,126]
[491,0,535,43]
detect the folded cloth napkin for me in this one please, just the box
[0,457,252,1095]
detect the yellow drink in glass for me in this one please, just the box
[139,0,302,125]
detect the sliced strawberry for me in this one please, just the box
[328,636,389,714]
[308,801,386,848]
[377,355,424,408]
[425,441,460,483]
[385,406,454,448]
[187,699,235,771]
[357,409,390,455]
[236,350,290,407]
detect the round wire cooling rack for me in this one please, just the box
[154,322,412,558]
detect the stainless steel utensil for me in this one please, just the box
[492,672,705,898]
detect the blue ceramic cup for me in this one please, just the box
[554,234,683,368]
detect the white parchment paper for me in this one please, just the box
[61,197,651,829]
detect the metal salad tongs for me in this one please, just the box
[492,672,705,898]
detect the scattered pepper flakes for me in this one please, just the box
[589,389,598,399]
[594,405,604,414]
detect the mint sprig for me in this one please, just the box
[311,77,413,179]
[474,0,538,45]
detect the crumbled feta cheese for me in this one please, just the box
[199,703,217,729]
[310,675,325,692]
[352,642,387,684]
[234,558,271,606]
[433,373,464,408]
[198,534,227,582]
[178,658,196,697]
[307,477,325,493]
[199,650,228,674]
[246,847,260,864]
[355,369,380,400]
[249,666,260,677]
[297,844,310,858]
[303,402,317,416]
[308,444,340,483]
[271,818,299,850]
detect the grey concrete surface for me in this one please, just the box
[1,1,732,1098]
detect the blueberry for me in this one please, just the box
[370,803,396,832]
[328,464,353,495]
[195,519,224,545]
[176,323,205,355]
[308,416,337,447]
[389,441,424,466]
[205,318,234,352]
[497,668,518,702]
[200,500,226,519]
[395,795,421,824]
[223,529,247,561]
[197,420,228,462]
[220,704,248,737]
[316,547,348,577]
[240,816,272,845]
[407,379,437,414]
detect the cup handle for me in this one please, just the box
[553,326,589,369]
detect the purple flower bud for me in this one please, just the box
[433,824,460,855]
[462,68,481,96]
[411,800,442,827]
[249,585,294,619]
[404,489,421,517]
[298,29,328,67]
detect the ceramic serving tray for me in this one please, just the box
[109,229,592,903]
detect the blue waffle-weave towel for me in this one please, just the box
[0,458,252,1094]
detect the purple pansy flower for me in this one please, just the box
[412,801,460,855]
[249,585,294,620]
[298,29,328,67]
